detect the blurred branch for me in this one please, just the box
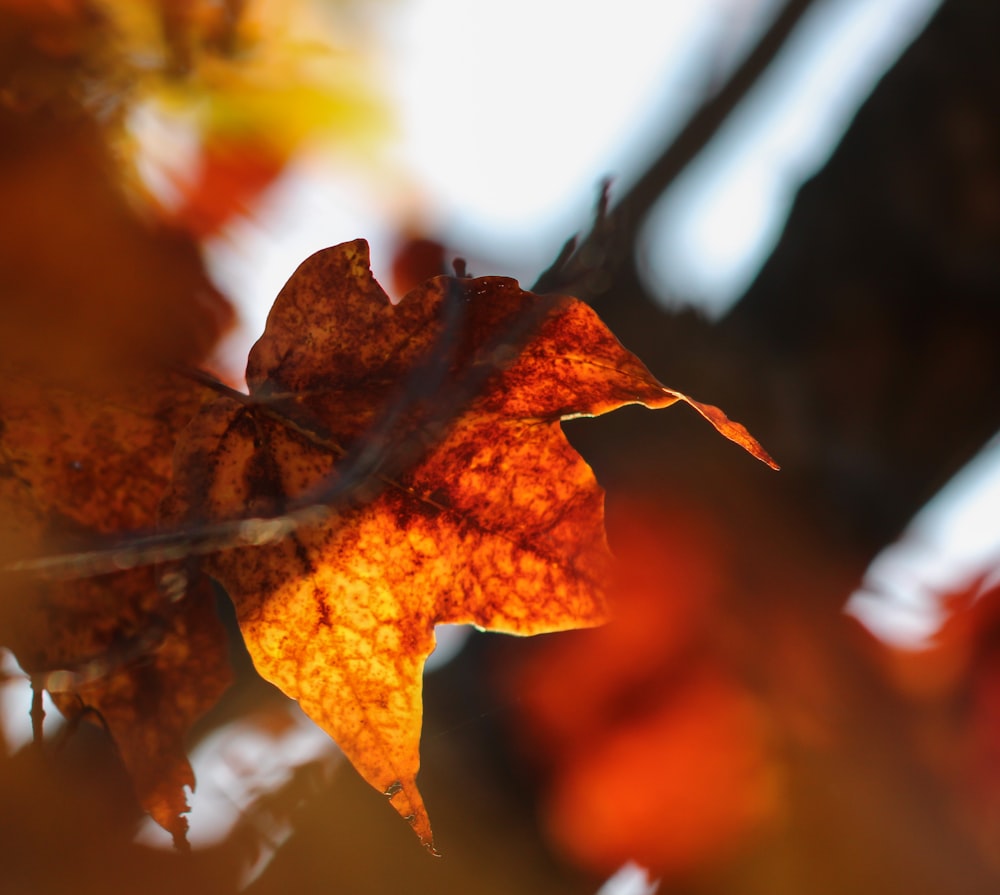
[3,289,563,582]
[535,0,818,300]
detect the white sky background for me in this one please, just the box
[380,0,711,272]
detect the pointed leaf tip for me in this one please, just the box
[163,239,780,850]
[674,391,779,470]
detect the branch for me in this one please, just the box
[3,288,563,581]
[535,0,818,299]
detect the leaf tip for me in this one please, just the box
[164,807,195,853]
[385,778,437,854]
[676,392,779,470]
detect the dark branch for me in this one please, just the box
[3,287,563,581]
[536,0,818,300]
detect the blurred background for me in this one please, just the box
[2,0,1000,893]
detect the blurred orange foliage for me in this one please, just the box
[0,109,232,382]
[168,136,286,237]
[515,500,782,877]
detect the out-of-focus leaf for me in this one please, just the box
[515,501,781,876]
[2,0,387,241]
[545,665,779,875]
[0,372,232,846]
[136,0,387,235]
[0,109,233,383]
[169,135,287,237]
[390,235,447,298]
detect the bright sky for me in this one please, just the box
[642,0,942,314]
[848,435,1000,646]
[383,0,710,265]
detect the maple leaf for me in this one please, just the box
[0,371,232,847]
[162,239,775,850]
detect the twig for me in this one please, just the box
[535,0,818,300]
[30,679,45,747]
[3,286,563,581]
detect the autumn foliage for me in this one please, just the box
[0,0,780,851]
[1,156,775,860]
[514,501,781,875]
[13,2,998,893]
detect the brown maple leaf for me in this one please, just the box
[161,239,775,851]
[0,372,232,847]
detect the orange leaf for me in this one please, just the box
[162,239,775,849]
[0,372,232,846]
[169,136,287,238]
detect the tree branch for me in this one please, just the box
[536,0,818,300]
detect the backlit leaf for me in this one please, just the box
[162,239,775,849]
